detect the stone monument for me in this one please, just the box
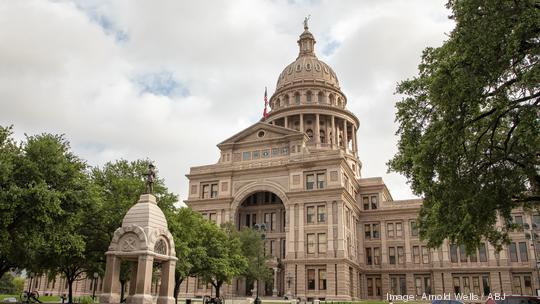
[101,165,177,304]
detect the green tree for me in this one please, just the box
[389,0,540,252]
[234,226,271,290]
[0,272,16,294]
[6,132,99,304]
[198,222,247,298]
[167,208,207,304]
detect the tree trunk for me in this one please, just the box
[215,281,222,298]
[0,263,10,279]
[67,277,74,304]
[120,280,126,303]
[173,274,183,304]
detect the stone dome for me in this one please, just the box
[275,27,340,91]
[122,194,168,230]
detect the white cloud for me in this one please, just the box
[0,0,454,202]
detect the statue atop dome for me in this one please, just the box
[303,15,311,30]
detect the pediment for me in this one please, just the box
[218,122,304,148]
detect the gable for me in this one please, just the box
[218,122,305,148]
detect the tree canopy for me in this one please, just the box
[389,0,540,252]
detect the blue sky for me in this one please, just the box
[0,0,454,203]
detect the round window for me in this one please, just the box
[257,131,266,138]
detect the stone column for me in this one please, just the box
[287,204,295,259]
[158,260,176,304]
[133,255,154,304]
[352,125,357,156]
[343,120,348,152]
[315,114,320,144]
[331,116,336,147]
[126,262,139,304]
[101,255,121,304]
[299,114,304,132]
[327,202,335,257]
[284,116,288,128]
[298,204,305,258]
[272,267,279,296]
[336,202,345,258]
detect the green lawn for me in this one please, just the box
[0,294,61,303]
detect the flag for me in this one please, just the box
[263,87,269,120]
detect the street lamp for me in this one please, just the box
[254,223,267,304]
[92,272,98,301]
[524,223,540,296]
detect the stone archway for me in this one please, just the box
[101,194,177,304]
[231,182,289,298]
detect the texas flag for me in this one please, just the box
[263,87,269,120]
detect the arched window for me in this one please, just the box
[320,130,326,143]
[295,92,300,105]
[284,95,289,106]
[306,129,314,141]
[306,91,312,103]
[329,94,336,105]
[318,92,324,104]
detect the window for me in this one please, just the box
[201,182,218,199]
[261,149,270,158]
[514,215,524,226]
[509,242,518,262]
[533,215,540,229]
[317,205,326,222]
[519,242,529,262]
[374,247,381,265]
[264,213,276,231]
[366,277,382,297]
[390,275,407,295]
[209,213,217,223]
[422,246,430,264]
[414,275,431,295]
[479,243,487,262]
[270,240,275,257]
[364,223,380,239]
[362,195,379,210]
[320,130,326,143]
[397,246,405,264]
[396,223,403,237]
[306,174,314,189]
[318,233,327,253]
[459,245,468,262]
[307,269,315,290]
[450,244,458,263]
[318,270,326,290]
[306,206,315,223]
[410,220,419,236]
[366,248,372,265]
[453,277,461,293]
[271,147,280,157]
[389,247,396,265]
[386,222,403,238]
[307,234,316,253]
[387,223,394,238]
[512,274,533,295]
[306,91,312,102]
[242,151,251,161]
[295,93,300,104]
[363,197,369,210]
[413,246,420,264]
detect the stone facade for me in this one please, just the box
[180,25,540,301]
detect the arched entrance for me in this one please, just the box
[234,191,286,298]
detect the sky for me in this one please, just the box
[0,0,455,203]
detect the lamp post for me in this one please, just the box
[524,223,540,296]
[254,223,267,304]
[92,272,98,301]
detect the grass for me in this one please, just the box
[0,294,62,303]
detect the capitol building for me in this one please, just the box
[179,24,540,301]
[27,25,538,302]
